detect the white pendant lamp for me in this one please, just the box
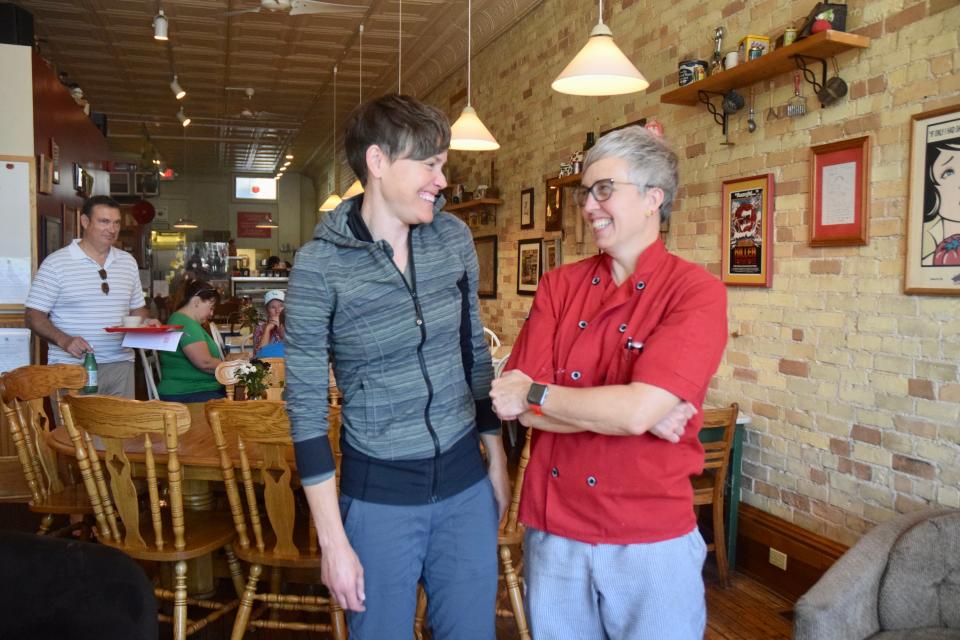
[170,75,185,100]
[320,66,343,212]
[343,26,366,198]
[450,0,499,151]
[552,0,648,96]
[173,216,198,229]
[255,214,279,229]
[343,179,364,200]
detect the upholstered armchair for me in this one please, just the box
[794,508,960,640]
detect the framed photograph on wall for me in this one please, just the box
[520,187,534,230]
[544,181,563,232]
[72,207,82,239]
[474,235,498,299]
[809,136,870,246]
[41,214,62,260]
[905,103,960,295]
[542,237,562,272]
[720,174,775,287]
[37,154,53,194]
[50,138,60,184]
[517,238,542,295]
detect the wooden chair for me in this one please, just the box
[692,402,739,588]
[0,364,91,535]
[60,394,241,639]
[205,399,347,640]
[414,431,532,640]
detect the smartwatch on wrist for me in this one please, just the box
[527,382,549,416]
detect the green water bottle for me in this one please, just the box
[82,351,98,394]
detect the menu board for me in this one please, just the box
[237,211,272,238]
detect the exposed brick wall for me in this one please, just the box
[317,0,960,546]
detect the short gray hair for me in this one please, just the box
[583,126,679,223]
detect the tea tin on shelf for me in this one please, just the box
[679,60,708,86]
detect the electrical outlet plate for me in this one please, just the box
[769,547,788,571]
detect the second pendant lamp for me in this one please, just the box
[449,0,499,151]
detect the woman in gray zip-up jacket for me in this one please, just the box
[286,94,509,639]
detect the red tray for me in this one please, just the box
[104,325,184,333]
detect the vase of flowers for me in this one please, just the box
[235,358,271,400]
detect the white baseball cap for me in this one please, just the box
[263,289,285,306]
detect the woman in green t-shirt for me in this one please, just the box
[158,279,226,403]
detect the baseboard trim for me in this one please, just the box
[735,503,848,602]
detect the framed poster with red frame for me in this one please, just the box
[720,174,774,287]
[809,136,870,246]
[237,211,273,238]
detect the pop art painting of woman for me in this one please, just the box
[906,104,960,294]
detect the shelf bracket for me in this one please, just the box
[792,55,828,105]
[697,90,730,135]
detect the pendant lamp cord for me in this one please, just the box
[466,0,472,107]
[597,0,605,26]
[333,65,338,191]
[359,24,364,104]
[398,0,402,93]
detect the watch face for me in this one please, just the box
[527,383,547,406]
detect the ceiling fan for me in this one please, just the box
[225,87,297,121]
[226,0,363,16]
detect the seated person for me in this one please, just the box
[253,289,285,354]
[255,310,286,359]
[157,280,226,403]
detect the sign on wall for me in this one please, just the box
[237,211,272,238]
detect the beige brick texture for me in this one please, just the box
[309,0,959,546]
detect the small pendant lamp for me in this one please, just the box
[449,0,499,151]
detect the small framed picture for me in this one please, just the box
[474,235,498,299]
[809,136,870,246]
[720,174,775,287]
[50,138,60,184]
[41,214,62,260]
[904,103,960,295]
[37,154,53,194]
[542,237,562,272]
[517,238,542,295]
[520,187,534,229]
[545,181,563,232]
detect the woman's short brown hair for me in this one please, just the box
[181,279,221,307]
[344,94,451,186]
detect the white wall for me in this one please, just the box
[0,44,33,157]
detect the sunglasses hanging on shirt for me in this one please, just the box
[98,268,109,295]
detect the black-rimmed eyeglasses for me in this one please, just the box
[573,178,649,207]
[98,269,109,295]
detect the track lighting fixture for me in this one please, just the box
[170,75,185,100]
[176,107,191,127]
[153,9,169,41]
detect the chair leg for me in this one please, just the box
[224,544,245,598]
[36,513,55,535]
[231,563,262,640]
[413,583,428,640]
[712,498,729,588]
[330,598,348,640]
[173,560,188,640]
[500,544,531,640]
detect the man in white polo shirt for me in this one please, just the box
[25,195,156,397]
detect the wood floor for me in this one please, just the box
[0,503,795,639]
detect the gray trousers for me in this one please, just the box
[525,526,708,640]
[98,361,135,398]
[339,478,499,639]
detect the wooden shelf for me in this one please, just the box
[445,198,503,212]
[660,30,871,106]
[548,173,582,187]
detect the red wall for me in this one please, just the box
[31,50,112,246]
